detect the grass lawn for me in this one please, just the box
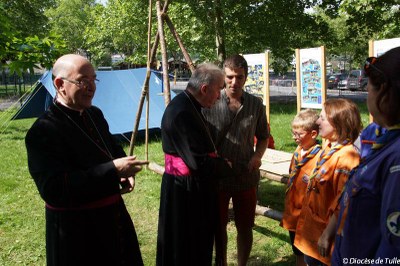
[0,100,370,265]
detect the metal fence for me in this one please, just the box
[269,78,367,99]
[270,79,297,87]
[0,72,42,96]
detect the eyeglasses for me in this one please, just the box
[291,130,308,138]
[62,77,99,88]
[364,57,384,76]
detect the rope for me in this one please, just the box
[0,83,39,135]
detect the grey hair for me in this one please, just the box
[187,63,224,91]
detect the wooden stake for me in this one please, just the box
[255,205,282,222]
[164,14,195,73]
[156,0,171,107]
[144,0,153,161]
[128,0,169,155]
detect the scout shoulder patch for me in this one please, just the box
[387,211,400,237]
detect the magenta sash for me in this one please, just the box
[164,152,217,176]
[165,154,191,176]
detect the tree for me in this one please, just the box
[45,0,97,54]
[318,0,400,67]
[167,0,330,73]
[0,2,66,75]
[85,0,150,67]
[2,0,55,38]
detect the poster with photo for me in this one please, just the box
[299,47,323,109]
[373,38,400,57]
[243,53,266,100]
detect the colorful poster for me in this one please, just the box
[299,47,323,109]
[374,38,400,57]
[243,53,266,99]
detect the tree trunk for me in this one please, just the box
[213,0,226,66]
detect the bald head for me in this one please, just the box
[53,54,93,79]
[52,54,97,112]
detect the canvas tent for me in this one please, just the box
[14,68,171,135]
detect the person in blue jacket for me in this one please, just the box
[332,46,400,265]
[359,121,386,159]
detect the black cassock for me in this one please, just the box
[156,91,234,266]
[25,102,143,266]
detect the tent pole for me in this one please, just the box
[156,0,171,107]
[145,0,153,162]
[164,14,195,73]
[128,0,169,156]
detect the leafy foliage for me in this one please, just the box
[1,0,399,74]
[2,0,55,38]
[45,0,97,54]
[0,3,66,75]
[163,0,332,73]
[320,0,400,67]
[86,0,150,66]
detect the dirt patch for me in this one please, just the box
[0,96,19,111]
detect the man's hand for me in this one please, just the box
[113,156,149,178]
[120,176,135,194]
[247,155,262,172]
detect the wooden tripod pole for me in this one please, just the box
[128,0,170,155]
[164,14,195,73]
[144,0,152,161]
[156,0,171,107]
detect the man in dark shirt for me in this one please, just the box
[203,55,269,266]
[25,54,148,266]
[156,63,234,266]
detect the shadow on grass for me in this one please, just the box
[247,225,295,266]
[257,179,286,212]
[247,253,295,266]
[114,128,162,146]
[253,224,290,244]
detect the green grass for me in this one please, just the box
[0,101,369,265]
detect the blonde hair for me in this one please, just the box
[292,109,319,132]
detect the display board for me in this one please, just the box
[243,52,270,121]
[297,47,326,110]
[243,53,267,98]
[367,38,400,123]
[372,37,400,56]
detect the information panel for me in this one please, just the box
[299,47,323,109]
[373,38,400,56]
[243,53,267,99]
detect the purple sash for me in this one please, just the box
[165,154,191,176]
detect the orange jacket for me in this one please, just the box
[281,144,322,231]
[294,142,360,265]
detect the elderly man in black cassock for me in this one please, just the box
[156,63,235,266]
[25,54,148,266]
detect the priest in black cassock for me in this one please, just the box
[156,63,235,266]
[25,54,148,266]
